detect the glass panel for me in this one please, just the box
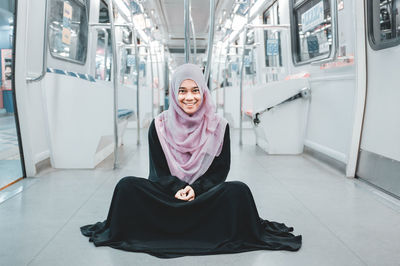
[95,29,111,81]
[95,0,111,80]
[263,4,283,68]
[48,0,88,64]
[244,31,256,76]
[369,0,400,48]
[0,2,24,189]
[293,0,332,63]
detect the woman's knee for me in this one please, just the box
[116,176,142,190]
[224,181,251,195]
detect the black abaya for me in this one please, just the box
[80,120,302,258]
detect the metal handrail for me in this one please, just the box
[253,87,311,126]
[189,0,197,63]
[155,51,161,114]
[204,0,215,83]
[247,24,290,30]
[26,0,49,83]
[184,0,191,63]
[149,45,155,119]
[128,7,141,145]
[239,1,252,146]
[90,23,132,27]
[107,0,119,169]
[223,45,229,119]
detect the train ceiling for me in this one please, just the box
[142,0,236,65]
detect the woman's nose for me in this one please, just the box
[186,92,194,100]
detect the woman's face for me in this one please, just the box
[178,79,202,115]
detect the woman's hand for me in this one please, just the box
[175,186,195,201]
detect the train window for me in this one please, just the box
[95,30,111,81]
[367,0,400,50]
[95,0,112,80]
[263,4,282,68]
[48,0,89,64]
[290,0,334,65]
[245,31,256,75]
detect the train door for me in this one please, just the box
[356,0,400,198]
[0,1,25,190]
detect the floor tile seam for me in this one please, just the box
[251,157,368,265]
[26,173,113,266]
[280,154,400,214]
[0,178,40,206]
[352,179,400,214]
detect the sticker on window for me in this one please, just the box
[62,2,72,45]
[301,1,324,32]
[266,39,279,56]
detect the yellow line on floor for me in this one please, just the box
[0,177,23,191]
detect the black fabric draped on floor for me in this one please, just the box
[80,121,302,258]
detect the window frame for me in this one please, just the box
[367,0,400,51]
[47,0,89,65]
[289,0,338,66]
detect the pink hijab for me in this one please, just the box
[154,63,228,184]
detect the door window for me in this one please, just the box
[367,0,400,50]
[48,0,89,64]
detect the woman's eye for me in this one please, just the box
[193,89,200,93]
[179,89,185,94]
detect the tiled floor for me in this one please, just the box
[0,128,399,266]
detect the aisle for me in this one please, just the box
[0,128,399,266]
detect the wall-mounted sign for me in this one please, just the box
[1,49,12,90]
[301,1,324,32]
[244,55,251,67]
[62,2,73,45]
[266,39,279,56]
[127,54,136,67]
[130,0,142,15]
[338,0,344,11]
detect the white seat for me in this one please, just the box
[252,78,310,154]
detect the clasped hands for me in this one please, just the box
[175,185,195,201]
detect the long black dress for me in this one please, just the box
[80,120,302,258]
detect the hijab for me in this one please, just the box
[154,63,228,184]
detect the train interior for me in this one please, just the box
[1,0,400,265]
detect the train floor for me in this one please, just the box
[1,128,400,266]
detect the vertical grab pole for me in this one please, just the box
[215,45,222,112]
[107,0,119,168]
[155,45,160,114]
[223,45,229,119]
[189,1,197,63]
[204,0,215,83]
[149,44,155,119]
[184,0,191,63]
[239,1,252,146]
[100,29,109,80]
[128,6,140,145]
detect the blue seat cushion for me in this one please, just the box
[118,109,134,119]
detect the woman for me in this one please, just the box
[81,64,302,258]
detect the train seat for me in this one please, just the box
[252,78,311,154]
[43,73,136,169]
[117,109,134,120]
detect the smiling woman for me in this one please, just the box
[80,64,302,258]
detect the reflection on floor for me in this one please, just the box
[0,128,399,266]
[0,113,22,188]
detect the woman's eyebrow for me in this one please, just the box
[179,86,199,89]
